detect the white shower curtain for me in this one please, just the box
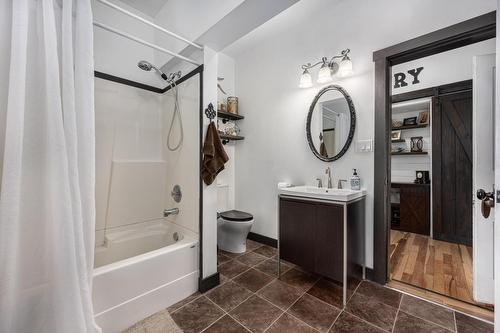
[0,0,100,332]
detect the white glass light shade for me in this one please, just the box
[317,64,332,83]
[299,70,313,88]
[338,57,353,77]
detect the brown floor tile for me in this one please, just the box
[400,295,455,331]
[258,280,303,310]
[455,312,494,333]
[233,268,274,292]
[394,311,451,333]
[170,296,224,333]
[355,281,401,308]
[218,248,243,259]
[122,322,146,333]
[246,239,264,252]
[206,281,253,311]
[141,309,183,333]
[307,278,344,308]
[345,292,398,332]
[220,274,230,284]
[288,294,341,332]
[236,251,267,267]
[267,313,318,333]
[329,311,385,333]
[218,260,250,279]
[254,258,291,277]
[253,245,277,258]
[230,295,283,333]
[279,268,318,291]
[217,252,232,265]
[168,292,201,313]
[203,315,250,333]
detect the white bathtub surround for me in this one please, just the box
[0,1,100,332]
[93,221,198,333]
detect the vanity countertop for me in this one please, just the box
[279,185,366,202]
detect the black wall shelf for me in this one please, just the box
[219,133,244,145]
[217,111,244,122]
[392,123,428,131]
[391,151,428,156]
[391,139,405,143]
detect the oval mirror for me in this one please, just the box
[306,85,356,162]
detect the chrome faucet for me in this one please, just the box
[316,177,323,188]
[337,179,347,189]
[325,167,333,189]
[163,208,179,217]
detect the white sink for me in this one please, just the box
[279,185,366,202]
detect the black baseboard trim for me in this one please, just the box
[248,232,277,248]
[198,273,220,293]
[365,268,375,281]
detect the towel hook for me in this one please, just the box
[205,103,216,121]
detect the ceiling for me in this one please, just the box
[117,0,168,17]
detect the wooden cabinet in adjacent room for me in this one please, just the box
[391,183,430,236]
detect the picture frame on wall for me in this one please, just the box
[417,111,429,124]
[391,130,401,141]
[403,116,417,126]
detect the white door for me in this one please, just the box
[472,54,495,304]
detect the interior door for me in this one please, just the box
[432,89,473,246]
[472,54,495,304]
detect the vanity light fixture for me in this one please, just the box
[299,49,353,88]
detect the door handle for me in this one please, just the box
[477,189,495,218]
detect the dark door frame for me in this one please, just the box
[371,11,496,284]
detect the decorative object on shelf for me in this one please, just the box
[392,119,403,128]
[410,136,423,152]
[218,121,240,136]
[227,96,239,114]
[417,110,429,124]
[205,102,216,121]
[391,130,402,141]
[218,101,227,112]
[299,49,353,88]
[403,116,417,126]
[414,170,430,184]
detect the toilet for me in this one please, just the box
[217,184,254,253]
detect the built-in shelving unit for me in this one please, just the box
[391,139,405,143]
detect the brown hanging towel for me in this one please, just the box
[202,122,229,185]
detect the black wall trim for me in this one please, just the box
[198,69,205,291]
[94,65,204,95]
[199,273,220,293]
[391,79,472,103]
[94,71,164,93]
[248,232,278,248]
[372,12,495,285]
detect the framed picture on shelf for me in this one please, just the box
[403,116,417,126]
[417,111,429,124]
[391,130,402,141]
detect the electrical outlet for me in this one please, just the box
[356,139,373,153]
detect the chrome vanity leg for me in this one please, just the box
[343,202,347,307]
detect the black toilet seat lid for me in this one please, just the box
[220,210,253,222]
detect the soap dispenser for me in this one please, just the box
[350,169,361,190]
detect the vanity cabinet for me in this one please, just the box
[279,196,365,285]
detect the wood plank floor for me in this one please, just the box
[389,230,490,308]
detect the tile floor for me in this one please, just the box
[159,240,493,333]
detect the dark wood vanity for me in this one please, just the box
[278,194,365,305]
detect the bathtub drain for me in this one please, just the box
[173,232,179,242]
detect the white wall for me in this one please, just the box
[0,0,11,184]
[216,53,237,210]
[223,0,496,268]
[391,39,496,94]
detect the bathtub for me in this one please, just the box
[93,219,199,333]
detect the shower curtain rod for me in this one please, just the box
[93,21,201,66]
[95,0,202,50]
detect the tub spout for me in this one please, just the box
[163,208,179,217]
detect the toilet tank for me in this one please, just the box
[217,184,229,212]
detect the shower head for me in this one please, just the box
[137,60,168,80]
